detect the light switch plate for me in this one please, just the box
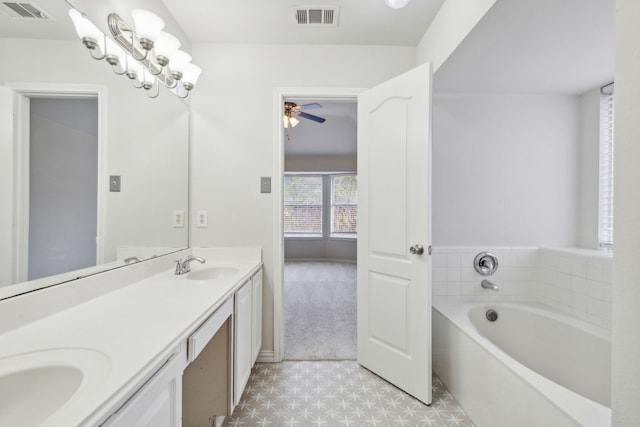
[260,177,271,193]
[173,210,185,228]
[197,210,208,228]
[110,175,121,192]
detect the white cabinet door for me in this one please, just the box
[102,354,183,427]
[251,269,263,365]
[234,280,252,406]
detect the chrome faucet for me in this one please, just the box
[124,256,144,264]
[481,279,499,291]
[175,256,206,275]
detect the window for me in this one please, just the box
[284,173,357,239]
[284,175,323,236]
[331,174,357,237]
[598,85,614,250]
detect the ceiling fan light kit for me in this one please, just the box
[283,102,326,129]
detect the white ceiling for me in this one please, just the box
[160,0,445,45]
[434,0,614,94]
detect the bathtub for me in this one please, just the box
[433,301,611,427]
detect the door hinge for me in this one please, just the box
[428,245,432,255]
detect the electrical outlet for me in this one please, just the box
[197,210,208,228]
[173,210,185,228]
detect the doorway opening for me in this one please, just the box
[274,91,361,361]
[27,97,99,281]
[9,84,106,285]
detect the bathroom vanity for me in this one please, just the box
[0,247,263,426]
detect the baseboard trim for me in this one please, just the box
[257,350,276,363]
[284,258,357,264]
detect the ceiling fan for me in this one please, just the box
[283,102,326,128]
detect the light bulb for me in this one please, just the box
[105,38,126,67]
[141,69,156,90]
[131,9,165,49]
[182,64,202,87]
[154,31,181,66]
[68,9,104,51]
[169,50,192,80]
[126,56,144,81]
[384,0,411,9]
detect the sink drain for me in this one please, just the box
[486,309,498,322]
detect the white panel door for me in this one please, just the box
[357,62,432,404]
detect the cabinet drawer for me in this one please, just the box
[187,297,233,362]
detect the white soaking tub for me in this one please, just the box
[433,302,611,427]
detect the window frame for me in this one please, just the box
[283,172,357,241]
[329,173,358,239]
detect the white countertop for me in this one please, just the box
[0,247,262,426]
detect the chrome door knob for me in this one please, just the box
[409,244,424,255]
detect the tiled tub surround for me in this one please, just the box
[432,246,612,329]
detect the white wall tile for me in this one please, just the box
[558,256,572,274]
[431,246,612,330]
[587,280,604,300]
[587,263,604,282]
[571,276,587,295]
[571,258,588,278]
[447,253,461,267]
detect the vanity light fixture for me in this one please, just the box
[384,0,411,9]
[68,8,202,99]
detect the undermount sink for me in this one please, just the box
[0,348,110,426]
[187,267,240,281]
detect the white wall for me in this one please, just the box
[189,43,416,355]
[0,39,189,287]
[432,93,578,247]
[285,155,356,172]
[577,88,602,249]
[416,0,497,70]
[612,0,640,424]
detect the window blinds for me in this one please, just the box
[283,175,323,234]
[598,86,614,249]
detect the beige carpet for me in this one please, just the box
[284,261,357,360]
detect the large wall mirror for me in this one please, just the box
[0,0,190,299]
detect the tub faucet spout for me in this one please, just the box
[481,279,499,291]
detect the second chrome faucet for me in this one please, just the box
[175,256,206,275]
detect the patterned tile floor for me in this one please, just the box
[222,361,475,427]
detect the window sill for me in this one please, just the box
[285,234,324,240]
[330,233,357,241]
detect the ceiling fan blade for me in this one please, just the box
[298,103,322,111]
[298,111,326,123]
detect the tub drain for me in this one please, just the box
[486,309,498,322]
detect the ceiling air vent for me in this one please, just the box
[0,2,49,19]
[292,6,339,27]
